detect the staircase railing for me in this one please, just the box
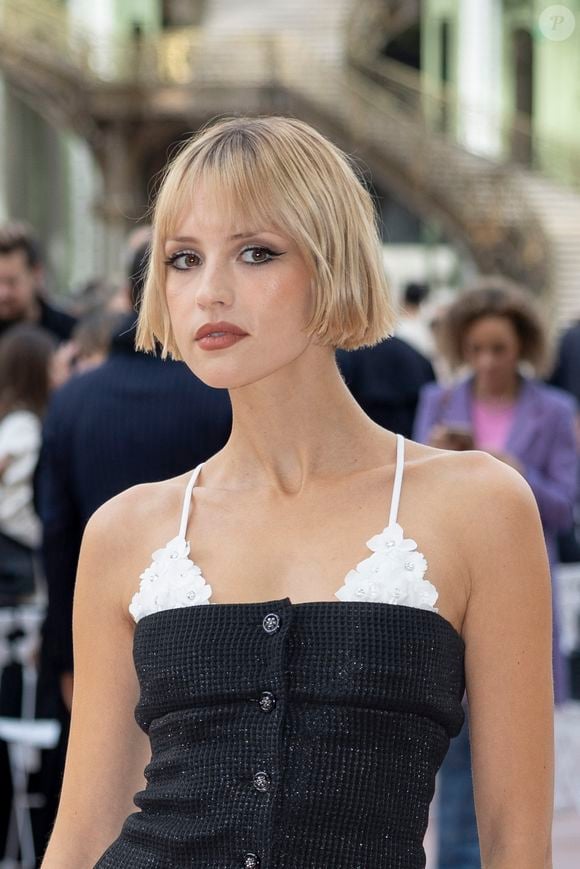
[3,0,578,189]
[0,0,552,292]
[349,53,580,191]
[0,0,288,87]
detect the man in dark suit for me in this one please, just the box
[33,241,232,858]
[336,335,436,439]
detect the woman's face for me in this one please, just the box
[163,183,316,389]
[462,315,521,390]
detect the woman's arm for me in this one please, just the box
[459,452,554,868]
[40,488,153,868]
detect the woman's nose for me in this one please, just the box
[194,260,234,307]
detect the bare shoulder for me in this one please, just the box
[431,446,541,556]
[80,472,193,622]
[85,473,189,547]
[405,440,544,598]
[407,439,539,529]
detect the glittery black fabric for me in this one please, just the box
[93,599,465,868]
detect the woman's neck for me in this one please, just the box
[212,349,391,495]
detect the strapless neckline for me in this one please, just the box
[133,597,465,647]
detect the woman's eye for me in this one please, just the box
[240,246,278,265]
[165,251,200,270]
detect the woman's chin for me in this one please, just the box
[183,365,255,391]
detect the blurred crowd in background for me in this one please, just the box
[0,216,579,867]
[2,0,580,866]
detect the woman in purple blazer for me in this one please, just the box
[414,280,578,868]
[414,280,578,702]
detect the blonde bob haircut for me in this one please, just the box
[136,115,396,360]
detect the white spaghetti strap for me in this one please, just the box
[178,463,204,540]
[388,434,405,527]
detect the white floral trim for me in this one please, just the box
[130,523,439,623]
[334,522,439,612]
[128,535,212,623]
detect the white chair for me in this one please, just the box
[0,605,62,869]
[0,719,61,869]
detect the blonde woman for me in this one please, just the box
[41,117,554,869]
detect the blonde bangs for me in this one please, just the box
[136,116,396,360]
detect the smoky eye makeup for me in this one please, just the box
[239,245,285,265]
[164,244,286,271]
[164,250,200,270]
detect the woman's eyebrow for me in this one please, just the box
[165,236,199,244]
[166,231,278,245]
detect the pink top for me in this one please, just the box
[472,397,516,451]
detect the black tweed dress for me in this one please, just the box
[93,600,464,868]
[93,436,466,868]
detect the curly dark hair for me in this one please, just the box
[441,276,548,373]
